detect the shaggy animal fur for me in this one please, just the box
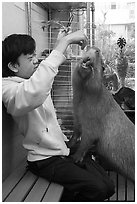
[69,47,135,182]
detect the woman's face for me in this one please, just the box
[15,53,39,79]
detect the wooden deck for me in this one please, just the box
[2,159,64,202]
[107,172,135,201]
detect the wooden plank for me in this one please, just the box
[2,158,27,201]
[109,171,117,201]
[42,182,64,202]
[24,177,50,202]
[5,171,37,202]
[127,179,135,201]
[109,172,135,202]
[117,174,126,201]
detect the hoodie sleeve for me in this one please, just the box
[2,50,66,116]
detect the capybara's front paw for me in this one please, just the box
[67,136,79,148]
[72,152,85,164]
[67,139,75,148]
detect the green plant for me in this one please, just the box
[95,24,135,81]
[116,38,128,87]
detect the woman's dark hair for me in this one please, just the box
[2,34,36,77]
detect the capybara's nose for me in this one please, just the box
[83,57,90,63]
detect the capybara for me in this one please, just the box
[69,47,135,182]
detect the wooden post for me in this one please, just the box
[26,2,32,36]
[86,2,91,49]
[91,2,95,46]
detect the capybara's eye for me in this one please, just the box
[95,50,100,54]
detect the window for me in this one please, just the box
[111,2,116,9]
[129,9,135,19]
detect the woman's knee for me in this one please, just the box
[83,180,115,201]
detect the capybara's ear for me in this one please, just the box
[78,67,91,79]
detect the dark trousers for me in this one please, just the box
[27,154,115,202]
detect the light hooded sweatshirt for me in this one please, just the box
[2,50,70,161]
